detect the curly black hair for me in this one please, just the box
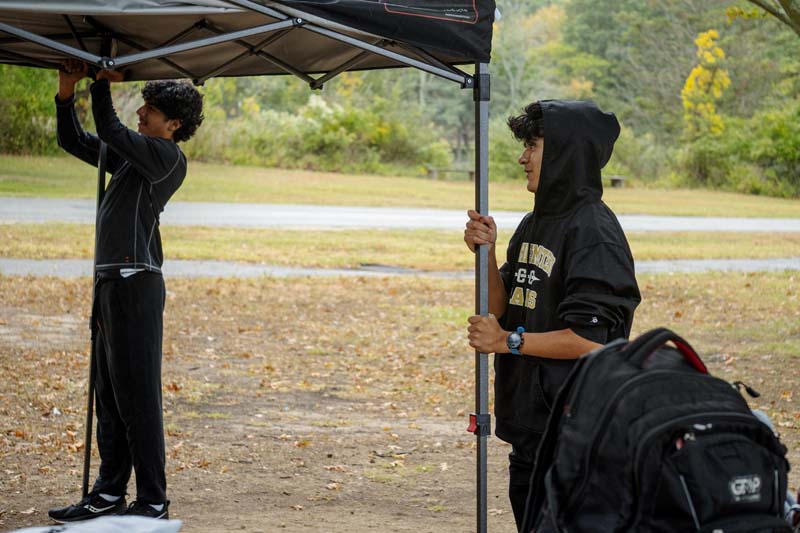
[507,102,544,145]
[141,80,204,143]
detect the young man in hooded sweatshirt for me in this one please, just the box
[48,59,203,522]
[464,100,641,530]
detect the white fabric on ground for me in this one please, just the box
[10,516,182,533]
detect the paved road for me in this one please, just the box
[3,197,800,232]
[2,257,800,278]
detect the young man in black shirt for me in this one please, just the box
[48,59,203,522]
[464,100,641,530]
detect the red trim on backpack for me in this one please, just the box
[672,339,708,374]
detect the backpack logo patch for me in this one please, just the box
[729,474,762,503]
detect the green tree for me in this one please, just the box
[720,7,800,116]
[563,0,730,139]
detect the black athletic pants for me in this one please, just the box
[91,272,167,504]
[509,446,537,531]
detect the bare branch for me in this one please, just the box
[777,0,800,29]
[747,0,798,34]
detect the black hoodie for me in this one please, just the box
[494,100,641,453]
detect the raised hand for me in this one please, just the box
[59,59,88,86]
[58,59,88,101]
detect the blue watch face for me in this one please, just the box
[507,332,522,349]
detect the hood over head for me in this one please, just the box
[534,100,620,216]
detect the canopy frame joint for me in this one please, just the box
[472,72,489,101]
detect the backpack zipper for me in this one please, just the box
[632,410,759,489]
[679,473,701,532]
[628,411,774,529]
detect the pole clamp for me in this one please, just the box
[473,72,490,102]
[467,412,491,437]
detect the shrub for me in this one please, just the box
[679,134,736,188]
[675,102,800,198]
[0,66,60,155]
[609,125,673,183]
[746,102,800,197]
[182,95,452,175]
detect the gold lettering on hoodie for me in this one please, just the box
[508,242,554,310]
[516,242,555,277]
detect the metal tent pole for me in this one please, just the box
[471,61,490,533]
[82,141,107,497]
[0,21,100,63]
[80,33,113,496]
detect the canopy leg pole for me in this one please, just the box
[472,62,490,533]
[82,37,111,495]
[82,141,107,498]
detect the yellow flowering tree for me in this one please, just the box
[681,30,731,137]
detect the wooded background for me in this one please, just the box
[1,0,799,197]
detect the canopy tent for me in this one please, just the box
[0,1,495,530]
[0,0,492,85]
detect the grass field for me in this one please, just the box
[2,154,800,217]
[3,223,800,269]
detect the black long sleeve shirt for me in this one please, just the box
[56,79,186,275]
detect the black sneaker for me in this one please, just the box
[48,493,127,523]
[121,500,170,520]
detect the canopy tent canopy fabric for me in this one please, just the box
[0,0,494,86]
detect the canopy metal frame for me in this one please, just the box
[0,1,473,89]
[0,3,492,531]
[81,16,201,80]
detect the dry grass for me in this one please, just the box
[3,223,800,270]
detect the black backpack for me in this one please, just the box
[523,327,791,533]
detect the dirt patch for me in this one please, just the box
[1,274,798,531]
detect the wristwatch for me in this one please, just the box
[506,326,525,355]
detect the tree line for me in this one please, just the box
[1,0,798,196]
